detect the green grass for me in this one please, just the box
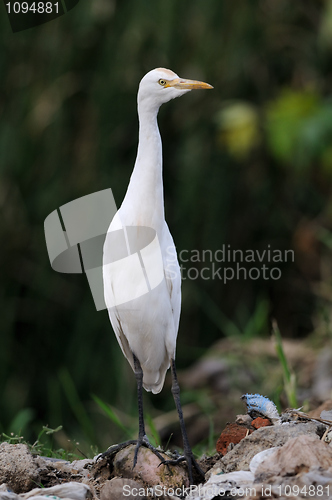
[1,426,80,460]
[92,394,133,439]
[272,320,298,409]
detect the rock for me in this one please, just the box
[188,437,332,500]
[100,478,146,500]
[249,447,280,474]
[0,481,92,500]
[23,482,92,500]
[308,400,332,419]
[254,466,332,499]
[251,417,272,429]
[213,421,323,474]
[216,423,252,455]
[312,350,332,401]
[187,466,332,500]
[0,443,40,493]
[70,459,92,476]
[235,414,253,426]
[186,470,254,500]
[321,410,332,421]
[112,444,188,488]
[0,446,95,497]
[216,416,272,457]
[0,484,20,500]
[255,434,332,477]
[34,456,94,490]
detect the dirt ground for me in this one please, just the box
[2,403,332,500]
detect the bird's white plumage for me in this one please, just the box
[103,68,212,394]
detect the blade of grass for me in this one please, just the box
[272,320,298,408]
[92,394,132,439]
[164,432,173,452]
[9,408,35,436]
[145,413,161,448]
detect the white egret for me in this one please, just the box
[102,68,212,483]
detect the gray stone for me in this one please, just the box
[217,421,323,473]
[112,444,189,488]
[0,443,40,494]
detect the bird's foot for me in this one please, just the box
[133,434,166,468]
[97,436,169,471]
[97,439,137,461]
[159,449,205,485]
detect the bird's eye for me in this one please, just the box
[158,79,167,86]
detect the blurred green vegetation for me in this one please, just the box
[1,0,332,455]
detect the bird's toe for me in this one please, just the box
[159,451,204,485]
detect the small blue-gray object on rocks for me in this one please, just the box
[242,393,280,423]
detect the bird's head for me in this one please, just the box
[137,68,213,111]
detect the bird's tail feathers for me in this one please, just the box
[143,361,170,394]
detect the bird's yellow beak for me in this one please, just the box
[166,78,213,90]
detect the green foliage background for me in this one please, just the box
[1,0,332,453]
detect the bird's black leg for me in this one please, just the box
[161,359,205,484]
[133,352,147,466]
[134,352,146,440]
[132,353,167,467]
[98,354,169,470]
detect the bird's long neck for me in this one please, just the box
[123,103,165,229]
